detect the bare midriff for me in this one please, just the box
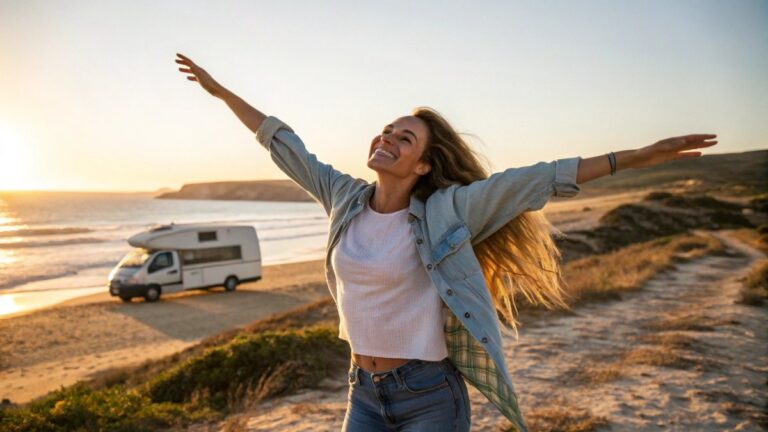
[352,352,411,374]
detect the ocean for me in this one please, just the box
[0,191,328,313]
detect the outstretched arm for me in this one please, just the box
[175,53,267,134]
[576,134,718,183]
[174,53,358,215]
[456,134,719,245]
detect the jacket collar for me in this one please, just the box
[355,182,425,221]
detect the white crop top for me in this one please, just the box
[330,201,449,361]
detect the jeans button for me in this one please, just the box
[447,289,453,296]
[464,312,470,318]
[416,238,423,245]
[427,264,433,270]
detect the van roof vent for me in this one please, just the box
[149,223,175,232]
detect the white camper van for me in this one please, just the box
[108,223,262,302]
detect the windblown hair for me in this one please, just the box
[411,107,574,340]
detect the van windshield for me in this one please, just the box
[118,248,153,268]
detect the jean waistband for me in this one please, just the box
[351,357,452,384]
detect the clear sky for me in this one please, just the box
[0,0,765,192]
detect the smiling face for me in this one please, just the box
[367,116,431,179]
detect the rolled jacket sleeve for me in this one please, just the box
[255,115,288,151]
[255,115,356,216]
[453,156,582,245]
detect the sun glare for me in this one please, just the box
[0,123,41,191]
[0,294,22,316]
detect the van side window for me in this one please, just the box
[179,246,242,265]
[198,231,217,242]
[149,252,174,273]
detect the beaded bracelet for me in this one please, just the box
[607,152,617,176]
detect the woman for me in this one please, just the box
[175,53,717,432]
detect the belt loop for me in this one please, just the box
[391,366,404,389]
[353,363,358,383]
[438,357,450,375]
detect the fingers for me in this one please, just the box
[178,66,197,81]
[175,53,198,70]
[683,135,718,150]
[683,134,717,141]
[674,151,702,159]
[175,53,204,85]
[662,134,717,151]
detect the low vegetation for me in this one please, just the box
[722,226,768,306]
[556,191,753,262]
[558,309,730,390]
[0,316,349,431]
[737,260,768,306]
[521,396,610,432]
[555,232,724,307]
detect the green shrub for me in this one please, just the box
[0,322,348,431]
[0,384,191,432]
[146,324,348,411]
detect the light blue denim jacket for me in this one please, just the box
[256,115,582,432]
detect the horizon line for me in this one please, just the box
[0,148,764,195]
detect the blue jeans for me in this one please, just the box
[342,357,472,431]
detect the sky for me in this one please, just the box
[0,0,766,192]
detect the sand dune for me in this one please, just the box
[186,230,767,431]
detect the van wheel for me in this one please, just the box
[224,276,238,292]
[145,285,161,302]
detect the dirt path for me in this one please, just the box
[198,230,767,431]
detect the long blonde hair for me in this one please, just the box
[411,107,574,339]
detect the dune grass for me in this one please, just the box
[737,260,768,306]
[0,322,349,432]
[554,231,724,307]
[723,226,768,306]
[728,226,768,255]
[520,397,610,432]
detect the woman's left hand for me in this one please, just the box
[630,134,718,169]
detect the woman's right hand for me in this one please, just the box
[175,53,226,98]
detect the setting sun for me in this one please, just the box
[0,123,41,191]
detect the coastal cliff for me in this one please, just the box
[155,179,315,202]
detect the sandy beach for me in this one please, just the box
[0,259,330,404]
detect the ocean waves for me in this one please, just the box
[0,237,108,249]
[0,227,94,237]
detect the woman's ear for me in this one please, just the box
[417,163,431,175]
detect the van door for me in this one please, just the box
[147,251,183,293]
